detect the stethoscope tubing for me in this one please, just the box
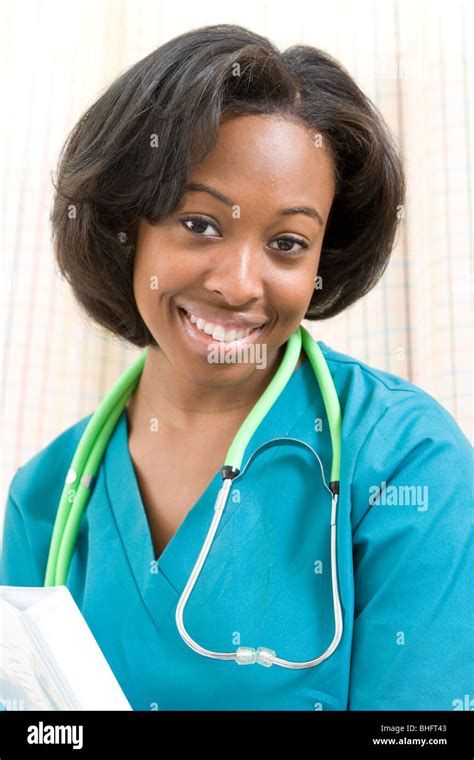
[176,437,343,668]
[44,325,343,669]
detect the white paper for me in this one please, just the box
[0,585,132,710]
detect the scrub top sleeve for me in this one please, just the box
[0,470,43,587]
[347,393,473,711]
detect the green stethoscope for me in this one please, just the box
[44,324,343,669]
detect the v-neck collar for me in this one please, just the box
[103,343,334,633]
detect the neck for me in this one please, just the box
[126,344,305,436]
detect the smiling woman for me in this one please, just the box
[48,23,404,347]
[1,24,472,714]
[126,112,336,425]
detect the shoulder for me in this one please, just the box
[313,341,472,538]
[1,412,97,585]
[7,412,94,514]
[314,338,471,454]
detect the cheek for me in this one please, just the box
[132,240,170,303]
[132,249,153,313]
[131,243,168,329]
[268,266,316,316]
[135,239,204,297]
[132,241,201,332]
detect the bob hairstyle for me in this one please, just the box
[50,23,405,348]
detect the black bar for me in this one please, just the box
[0,709,472,757]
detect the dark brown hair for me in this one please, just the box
[50,23,405,348]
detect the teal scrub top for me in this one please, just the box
[1,338,472,711]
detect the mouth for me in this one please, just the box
[176,306,266,355]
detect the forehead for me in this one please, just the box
[187,113,336,208]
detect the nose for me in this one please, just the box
[204,243,265,305]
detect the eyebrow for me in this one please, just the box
[184,182,324,226]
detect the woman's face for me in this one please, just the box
[132,113,336,387]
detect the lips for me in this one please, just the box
[176,303,267,331]
[177,306,265,355]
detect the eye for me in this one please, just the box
[180,215,309,254]
[269,236,309,254]
[180,215,220,237]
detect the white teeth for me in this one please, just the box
[211,325,224,340]
[186,310,258,342]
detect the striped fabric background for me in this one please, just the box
[1,0,472,514]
